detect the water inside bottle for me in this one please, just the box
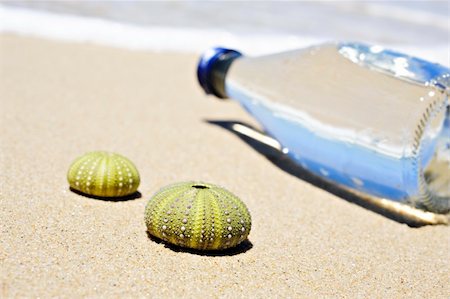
[225,43,449,212]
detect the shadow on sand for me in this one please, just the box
[147,231,253,256]
[69,188,142,202]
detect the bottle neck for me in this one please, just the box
[197,48,242,99]
[210,51,242,99]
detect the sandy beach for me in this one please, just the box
[0,34,449,298]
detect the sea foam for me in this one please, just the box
[0,4,448,66]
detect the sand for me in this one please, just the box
[0,34,449,298]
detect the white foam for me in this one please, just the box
[0,4,448,66]
[0,5,323,55]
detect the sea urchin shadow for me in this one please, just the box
[69,187,142,202]
[146,231,253,256]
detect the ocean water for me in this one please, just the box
[0,1,448,65]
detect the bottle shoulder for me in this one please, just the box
[234,41,449,90]
[337,42,449,88]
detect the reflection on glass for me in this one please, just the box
[224,43,449,213]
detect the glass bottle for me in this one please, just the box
[197,43,450,214]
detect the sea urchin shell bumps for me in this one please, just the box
[145,182,251,251]
[67,151,140,197]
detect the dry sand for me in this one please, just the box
[0,34,449,298]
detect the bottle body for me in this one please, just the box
[198,43,450,213]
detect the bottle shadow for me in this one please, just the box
[69,187,142,202]
[146,231,253,256]
[206,119,437,227]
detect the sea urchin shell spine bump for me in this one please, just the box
[67,151,140,198]
[145,182,252,251]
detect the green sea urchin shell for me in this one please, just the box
[67,151,140,197]
[145,182,252,251]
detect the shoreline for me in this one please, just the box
[0,5,448,66]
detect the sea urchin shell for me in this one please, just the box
[67,151,140,197]
[145,182,251,251]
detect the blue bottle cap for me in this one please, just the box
[197,47,242,98]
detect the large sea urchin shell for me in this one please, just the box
[67,151,140,197]
[145,182,252,251]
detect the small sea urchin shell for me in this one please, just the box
[145,182,251,251]
[67,151,140,197]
